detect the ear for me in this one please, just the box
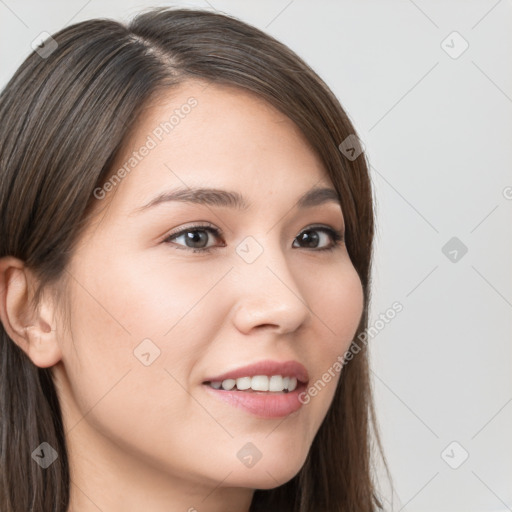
[0,256,62,368]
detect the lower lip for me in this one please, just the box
[202,383,307,418]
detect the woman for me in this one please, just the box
[0,7,388,511]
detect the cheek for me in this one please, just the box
[310,262,364,358]
[61,249,224,415]
[58,266,219,473]
[71,245,220,344]
[301,263,364,425]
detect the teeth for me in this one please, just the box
[221,379,236,391]
[251,375,269,391]
[236,376,251,390]
[210,374,299,393]
[269,375,283,392]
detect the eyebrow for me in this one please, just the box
[130,185,341,215]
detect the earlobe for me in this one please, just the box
[0,256,62,368]
[23,323,62,368]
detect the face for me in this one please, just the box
[52,80,364,495]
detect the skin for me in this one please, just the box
[0,80,364,512]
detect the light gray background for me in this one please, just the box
[1,1,511,510]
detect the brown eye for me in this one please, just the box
[163,224,223,253]
[163,224,344,254]
[293,227,344,251]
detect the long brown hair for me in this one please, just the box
[0,7,388,511]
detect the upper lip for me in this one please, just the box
[203,359,309,384]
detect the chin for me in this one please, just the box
[228,454,307,490]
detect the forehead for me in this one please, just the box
[95,80,331,216]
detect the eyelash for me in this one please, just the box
[162,222,344,254]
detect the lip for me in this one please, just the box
[202,360,310,418]
[202,359,309,385]
[203,381,307,418]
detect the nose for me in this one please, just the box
[229,238,311,335]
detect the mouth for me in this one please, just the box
[203,375,302,393]
[201,360,309,418]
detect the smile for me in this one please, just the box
[206,374,298,393]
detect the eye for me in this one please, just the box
[163,223,222,253]
[293,226,344,252]
[162,223,344,253]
